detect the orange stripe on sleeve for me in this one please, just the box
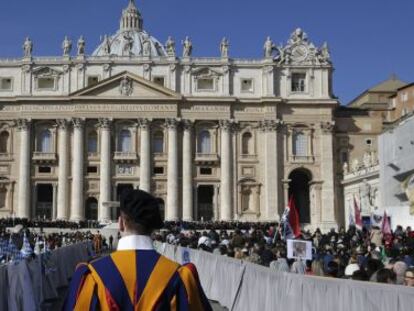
[177,265,205,311]
[74,274,96,311]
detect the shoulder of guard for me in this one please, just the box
[178,262,200,281]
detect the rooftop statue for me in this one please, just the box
[165,36,176,57]
[77,36,86,56]
[62,36,72,56]
[263,36,275,58]
[142,33,151,56]
[23,37,33,58]
[102,35,111,55]
[182,36,192,57]
[220,37,229,58]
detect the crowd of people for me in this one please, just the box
[0,217,103,229]
[0,226,106,265]
[154,222,414,287]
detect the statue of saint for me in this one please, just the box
[142,34,151,56]
[318,42,330,64]
[165,36,175,57]
[263,36,275,58]
[220,37,229,58]
[119,76,133,96]
[289,28,307,45]
[62,36,72,56]
[23,37,33,58]
[360,179,372,213]
[123,32,134,56]
[102,35,111,55]
[343,162,349,174]
[77,36,86,56]
[182,36,192,57]
[363,151,372,168]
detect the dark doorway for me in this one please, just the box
[197,185,214,221]
[85,197,98,220]
[36,184,53,219]
[288,169,311,224]
[158,198,165,221]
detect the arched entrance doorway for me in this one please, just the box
[288,169,311,224]
[85,197,98,220]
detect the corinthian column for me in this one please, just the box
[219,120,233,220]
[70,118,84,221]
[56,119,69,220]
[166,118,179,220]
[98,118,112,221]
[261,119,281,221]
[17,119,31,219]
[182,120,193,221]
[138,119,151,192]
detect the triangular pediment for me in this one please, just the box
[71,71,181,99]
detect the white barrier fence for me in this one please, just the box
[156,243,414,311]
[0,243,92,311]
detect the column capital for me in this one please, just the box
[72,118,85,129]
[219,119,234,131]
[182,119,193,131]
[260,119,283,132]
[56,119,70,130]
[16,119,31,131]
[165,118,179,129]
[137,118,151,129]
[98,118,113,129]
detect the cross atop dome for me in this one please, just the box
[120,0,143,32]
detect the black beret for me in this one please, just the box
[120,189,164,230]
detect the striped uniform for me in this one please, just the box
[63,249,212,311]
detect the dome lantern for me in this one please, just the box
[120,0,143,32]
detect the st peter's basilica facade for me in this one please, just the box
[0,1,339,229]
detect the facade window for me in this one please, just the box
[87,166,98,174]
[292,131,308,156]
[401,92,408,102]
[200,167,212,175]
[197,130,211,154]
[391,98,397,108]
[37,129,52,152]
[38,166,51,173]
[87,76,99,86]
[242,132,253,155]
[153,166,164,175]
[37,77,55,90]
[0,78,12,91]
[0,131,9,153]
[153,76,165,87]
[241,79,253,92]
[118,129,131,152]
[291,73,306,92]
[87,131,98,153]
[402,108,408,116]
[153,131,164,153]
[0,189,6,209]
[197,78,214,91]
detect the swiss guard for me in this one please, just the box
[63,189,212,311]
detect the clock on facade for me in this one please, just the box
[292,45,308,62]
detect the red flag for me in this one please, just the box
[354,196,362,229]
[288,195,301,238]
[381,211,392,235]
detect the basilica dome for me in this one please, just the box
[92,0,167,57]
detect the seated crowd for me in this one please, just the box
[155,222,414,287]
[0,217,103,229]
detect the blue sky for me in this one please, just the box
[0,0,413,104]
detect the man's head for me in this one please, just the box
[404,268,414,287]
[118,189,164,235]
